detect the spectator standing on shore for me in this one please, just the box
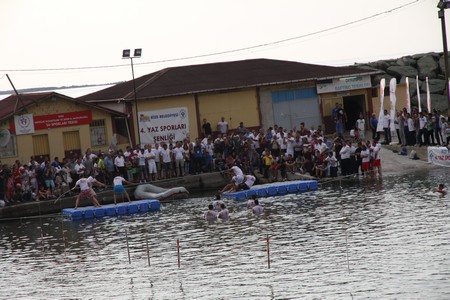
[356,113,366,140]
[382,109,391,145]
[114,150,128,181]
[202,118,212,138]
[370,114,379,140]
[217,117,228,135]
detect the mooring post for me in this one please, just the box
[146,233,151,267]
[177,239,181,268]
[266,234,270,269]
[125,229,131,264]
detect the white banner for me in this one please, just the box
[405,77,411,113]
[14,114,35,135]
[416,75,421,113]
[138,107,189,145]
[428,146,450,167]
[376,78,385,132]
[426,77,431,113]
[389,78,397,133]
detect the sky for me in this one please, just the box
[0,0,446,95]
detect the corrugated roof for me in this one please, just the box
[0,92,126,121]
[77,58,380,102]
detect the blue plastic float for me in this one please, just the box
[222,180,318,201]
[62,199,161,220]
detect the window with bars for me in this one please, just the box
[90,119,107,147]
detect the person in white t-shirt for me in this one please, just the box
[356,113,366,140]
[172,142,185,177]
[145,144,157,181]
[217,116,228,135]
[238,174,256,191]
[71,174,105,208]
[370,140,382,176]
[113,174,132,205]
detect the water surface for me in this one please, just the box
[1,169,450,299]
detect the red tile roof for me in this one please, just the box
[77,58,379,102]
[0,92,126,121]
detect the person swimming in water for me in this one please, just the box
[436,183,448,196]
[252,199,264,215]
[217,203,230,221]
[204,204,218,223]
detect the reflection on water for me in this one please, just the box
[1,169,450,299]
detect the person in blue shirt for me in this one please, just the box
[370,113,380,140]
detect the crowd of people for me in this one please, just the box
[2,107,448,207]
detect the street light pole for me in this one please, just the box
[438,1,450,117]
[123,48,142,146]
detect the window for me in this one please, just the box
[0,135,17,157]
[90,119,107,147]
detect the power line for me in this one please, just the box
[0,0,421,73]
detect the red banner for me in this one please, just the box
[10,110,93,132]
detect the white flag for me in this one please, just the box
[426,77,431,113]
[376,78,385,132]
[389,78,397,132]
[416,75,421,113]
[405,77,411,113]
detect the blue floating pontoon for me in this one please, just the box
[222,180,318,201]
[62,199,161,220]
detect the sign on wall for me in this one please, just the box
[14,114,35,135]
[138,107,189,145]
[11,111,93,134]
[316,75,372,94]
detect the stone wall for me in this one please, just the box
[354,52,449,114]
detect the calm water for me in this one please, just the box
[1,168,450,299]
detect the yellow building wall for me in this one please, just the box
[0,96,115,165]
[136,95,198,141]
[372,83,407,117]
[198,89,259,132]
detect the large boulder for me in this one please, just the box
[386,65,418,78]
[368,60,390,71]
[438,54,449,76]
[396,56,417,67]
[420,79,446,94]
[410,94,448,114]
[417,55,439,79]
[373,74,394,86]
[404,77,422,97]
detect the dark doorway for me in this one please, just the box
[343,95,365,131]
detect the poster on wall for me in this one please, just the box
[138,107,189,145]
[14,114,35,135]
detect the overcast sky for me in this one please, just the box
[0,0,445,93]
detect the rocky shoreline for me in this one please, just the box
[354,51,449,114]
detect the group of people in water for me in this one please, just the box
[204,194,264,223]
